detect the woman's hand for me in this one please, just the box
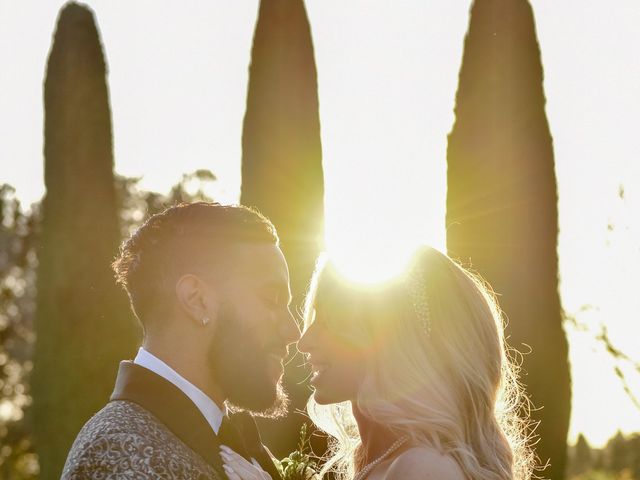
[220,445,272,480]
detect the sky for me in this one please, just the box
[1,0,639,448]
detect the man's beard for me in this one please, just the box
[208,303,289,418]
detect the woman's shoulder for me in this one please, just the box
[383,446,466,480]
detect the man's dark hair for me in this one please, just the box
[112,202,278,325]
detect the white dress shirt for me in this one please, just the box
[133,347,226,435]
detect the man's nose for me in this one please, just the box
[279,308,300,345]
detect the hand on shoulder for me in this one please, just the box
[383,446,466,480]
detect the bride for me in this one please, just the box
[222,246,535,480]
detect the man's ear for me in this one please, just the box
[175,274,219,327]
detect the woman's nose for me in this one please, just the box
[297,324,315,354]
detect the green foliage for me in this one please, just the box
[114,170,217,238]
[276,424,321,480]
[564,312,640,413]
[0,185,39,479]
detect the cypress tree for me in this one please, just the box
[446,1,570,478]
[608,431,628,473]
[573,434,593,475]
[33,3,138,477]
[240,0,324,456]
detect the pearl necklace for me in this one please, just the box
[353,436,409,480]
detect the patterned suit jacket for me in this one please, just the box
[61,361,281,480]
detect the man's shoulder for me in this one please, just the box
[76,400,156,435]
[62,400,222,479]
[383,446,466,480]
[64,400,161,451]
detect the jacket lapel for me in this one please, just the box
[109,361,227,479]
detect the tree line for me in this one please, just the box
[567,432,640,480]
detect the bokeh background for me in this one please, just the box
[1,1,639,479]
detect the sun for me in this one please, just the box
[323,211,442,284]
[327,242,415,284]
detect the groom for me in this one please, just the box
[62,202,299,479]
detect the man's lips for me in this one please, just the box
[266,351,286,379]
[266,348,288,375]
[267,347,288,361]
[268,353,285,362]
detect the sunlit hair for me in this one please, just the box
[112,201,278,327]
[303,246,536,480]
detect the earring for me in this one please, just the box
[201,316,210,326]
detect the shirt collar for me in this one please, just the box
[133,347,226,434]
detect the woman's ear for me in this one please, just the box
[175,274,219,327]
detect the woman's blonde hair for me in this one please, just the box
[303,246,536,480]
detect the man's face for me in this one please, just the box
[207,244,299,417]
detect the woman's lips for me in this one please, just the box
[309,361,330,385]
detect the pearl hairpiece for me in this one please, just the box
[405,263,431,337]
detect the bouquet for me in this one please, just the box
[275,424,322,480]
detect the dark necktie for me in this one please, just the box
[218,414,250,459]
[218,412,281,479]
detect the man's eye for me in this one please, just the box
[263,296,276,304]
[262,295,279,307]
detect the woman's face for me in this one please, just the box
[297,300,368,405]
